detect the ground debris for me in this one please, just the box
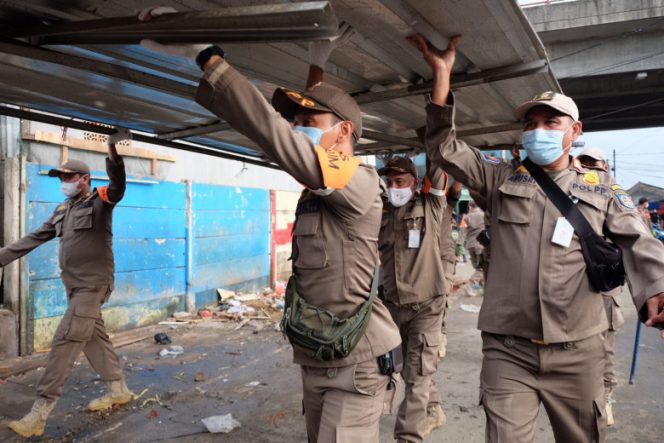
[201,413,241,433]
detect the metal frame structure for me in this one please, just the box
[0,0,560,159]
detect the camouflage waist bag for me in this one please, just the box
[280,267,380,361]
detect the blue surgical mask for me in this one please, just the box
[521,126,573,166]
[294,126,324,145]
[294,122,342,147]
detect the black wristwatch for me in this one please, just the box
[196,45,225,71]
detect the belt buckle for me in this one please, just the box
[530,338,548,345]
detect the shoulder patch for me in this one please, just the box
[481,153,501,165]
[56,203,67,212]
[97,185,112,203]
[610,184,623,191]
[614,191,635,209]
[315,146,360,189]
[582,171,600,185]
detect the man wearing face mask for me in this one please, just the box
[2,129,130,438]
[378,156,449,442]
[140,30,402,440]
[410,33,664,442]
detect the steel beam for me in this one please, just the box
[457,123,523,138]
[0,105,280,170]
[361,130,423,149]
[0,38,196,98]
[157,121,232,140]
[6,2,339,45]
[353,60,549,105]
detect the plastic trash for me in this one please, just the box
[460,304,481,313]
[202,413,241,433]
[158,345,184,357]
[154,333,171,345]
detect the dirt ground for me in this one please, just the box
[0,262,662,442]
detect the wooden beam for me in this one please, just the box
[28,130,177,163]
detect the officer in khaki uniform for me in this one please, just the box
[438,180,462,358]
[576,147,625,426]
[378,156,448,442]
[142,40,402,442]
[3,130,131,438]
[410,33,664,442]
[464,201,486,289]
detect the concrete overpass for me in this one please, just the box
[524,0,664,132]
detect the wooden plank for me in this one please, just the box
[0,325,159,379]
[28,130,177,162]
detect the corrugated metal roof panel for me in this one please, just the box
[0,0,559,159]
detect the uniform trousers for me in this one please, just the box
[468,246,486,285]
[601,294,624,395]
[37,285,123,400]
[480,332,606,443]
[301,358,389,443]
[387,295,445,443]
[441,260,455,337]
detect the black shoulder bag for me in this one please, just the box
[522,158,625,292]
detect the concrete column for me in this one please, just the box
[0,115,22,358]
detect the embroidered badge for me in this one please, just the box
[614,192,635,209]
[582,171,600,185]
[610,184,623,191]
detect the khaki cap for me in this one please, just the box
[577,147,607,162]
[514,91,579,121]
[377,156,417,178]
[48,159,90,177]
[272,82,363,140]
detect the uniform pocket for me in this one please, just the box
[420,331,440,376]
[592,393,606,442]
[64,304,98,342]
[52,212,66,237]
[611,300,625,330]
[72,206,94,230]
[352,359,383,397]
[497,183,536,224]
[292,213,327,269]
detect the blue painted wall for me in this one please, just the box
[25,163,271,346]
[191,183,271,307]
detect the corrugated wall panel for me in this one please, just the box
[23,163,274,351]
[191,183,270,307]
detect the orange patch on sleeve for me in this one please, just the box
[315,146,360,189]
[98,186,112,203]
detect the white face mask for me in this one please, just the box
[387,187,413,207]
[61,180,81,198]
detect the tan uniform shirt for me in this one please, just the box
[425,96,664,343]
[379,170,448,305]
[439,196,458,264]
[465,209,485,251]
[196,60,401,367]
[0,158,126,288]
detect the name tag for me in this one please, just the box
[552,217,574,248]
[408,229,421,248]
